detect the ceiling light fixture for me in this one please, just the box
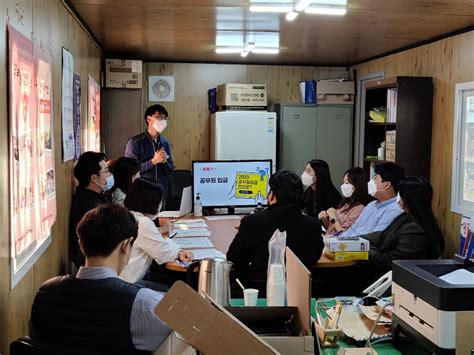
[240,51,250,57]
[304,5,346,15]
[245,42,256,52]
[294,0,312,12]
[249,4,293,12]
[285,11,299,21]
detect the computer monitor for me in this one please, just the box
[192,160,272,210]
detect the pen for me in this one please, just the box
[169,232,177,239]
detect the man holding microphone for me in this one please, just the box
[125,104,174,209]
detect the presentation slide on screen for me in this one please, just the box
[193,161,271,207]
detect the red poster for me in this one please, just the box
[87,74,101,151]
[8,24,56,280]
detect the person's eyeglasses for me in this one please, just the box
[98,168,110,175]
[152,114,168,121]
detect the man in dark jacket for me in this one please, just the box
[125,104,174,208]
[227,170,324,293]
[69,151,112,268]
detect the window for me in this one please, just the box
[452,82,474,214]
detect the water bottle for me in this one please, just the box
[194,193,203,217]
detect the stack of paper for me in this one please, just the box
[173,237,214,249]
[170,228,211,237]
[191,248,226,260]
[173,218,208,229]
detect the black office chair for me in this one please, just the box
[10,336,117,355]
[167,169,192,210]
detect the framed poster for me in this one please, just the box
[8,24,57,288]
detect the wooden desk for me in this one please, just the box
[162,214,358,270]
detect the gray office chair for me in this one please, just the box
[167,169,192,210]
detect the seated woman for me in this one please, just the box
[120,178,193,284]
[362,176,445,278]
[301,159,342,217]
[318,167,372,235]
[108,156,141,205]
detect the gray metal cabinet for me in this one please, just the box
[275,104,353,185]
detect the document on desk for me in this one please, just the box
[191,248,226,260]
[173,237,214,249]
[170,228,211,237]
[174,218,206,224]
[205,215,241,221]
[173,221,208,229]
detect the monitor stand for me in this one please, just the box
[228,207,235,215]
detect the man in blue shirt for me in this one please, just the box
[342,162,405,237]
[31,204,171,353]
[125,104,174,208]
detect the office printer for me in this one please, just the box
[392,259,474,354]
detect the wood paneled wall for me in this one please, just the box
[0,1,102,353]
[352,31,474,257]
[136,63,349,169]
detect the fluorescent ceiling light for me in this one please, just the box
[304,6,346,15]
[286,11,299,21]
[250,5,293,12]
[294,0,312,11]
[240,51,250,57]
[252,48,279,54]
[215,47,244,54]
[245,42,256,52]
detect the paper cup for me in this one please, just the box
[243,288,259,306]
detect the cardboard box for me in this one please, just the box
[105,59,142,89]
[226,247,314,355]
[385,143,396,162]
[317,81,354,105]
[217,83,267,107]
[324,237,369,252]
[324,251,369,261]
[385,130,396,145]
[154,281,279,355]
[317,81,355,95]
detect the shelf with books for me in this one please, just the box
[362,76,433,178]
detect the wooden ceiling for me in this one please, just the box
[67,0,474,66]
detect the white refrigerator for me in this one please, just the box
[210,111,277,173]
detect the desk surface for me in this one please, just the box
[163,214,358,270]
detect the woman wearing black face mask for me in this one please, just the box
[361,176,445,279]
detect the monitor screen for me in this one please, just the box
[192,160,272,208]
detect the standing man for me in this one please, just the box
[69,151,113,268]
[125,104,174,208]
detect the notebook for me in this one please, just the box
[158,186,192,218]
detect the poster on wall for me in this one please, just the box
[8,24,57,288]
[148,75,175,102]
[87,74,101,151]
[61,48,75,162]
[73,74,81,160]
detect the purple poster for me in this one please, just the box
[73,74,81,161]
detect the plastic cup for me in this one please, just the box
[243,288,259,306]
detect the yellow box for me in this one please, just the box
[217,83,267,107]
[325,251,369,261]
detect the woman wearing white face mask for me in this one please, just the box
[301,159,342,218]
[318,167,373,235]
[120,178,193,285]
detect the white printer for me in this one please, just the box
[392,259,474,354]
